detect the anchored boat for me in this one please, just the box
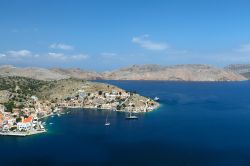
[125,111,138,120]
[154,96,160,101]
[105,111,111,126]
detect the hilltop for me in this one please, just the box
[0,65,68,81]
[0,64,247,81]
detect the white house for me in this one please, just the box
[2,124,10,132]
[31,96,38,101]
[17,122,32,131]
[17,116,33,131]
[7,118,15,126]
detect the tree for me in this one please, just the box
[18,104,25,109]
[16,117,22,123]
[116,105,122,110]
[98,91,103,95]
[4,101,15,112]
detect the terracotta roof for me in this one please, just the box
[23,116,33,123]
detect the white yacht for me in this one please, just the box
[154,97,160,101]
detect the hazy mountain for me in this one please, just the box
[225,64,250,79]
[104,64,247,81]
[0,65,69,80]
[0,64,247,81]
[50,68,103,80]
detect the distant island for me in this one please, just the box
[0,64,247,81]
[0,76,159,136]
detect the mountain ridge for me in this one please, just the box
[0,64,247,81]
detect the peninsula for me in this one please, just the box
[0,76,159,136]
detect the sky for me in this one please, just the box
[1,0,250,71]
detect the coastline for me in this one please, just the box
[0,130,46,137]
[1,104,160,137]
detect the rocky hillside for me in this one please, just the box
[0,76,157,112]
[50,68,102,80]
[225,64,250,79]
[0,64,247,81]
[105,64,247,81]
[0,65,69,81]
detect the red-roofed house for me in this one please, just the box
[17,116,33,131]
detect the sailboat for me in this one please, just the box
[105,112,110,126]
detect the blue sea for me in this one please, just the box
[1,81,250,166]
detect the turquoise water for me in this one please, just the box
[1,81,250,166]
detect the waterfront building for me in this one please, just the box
[17,116,33,131]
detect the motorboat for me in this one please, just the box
[154,97,160,101]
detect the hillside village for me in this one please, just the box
[0,76,159,136]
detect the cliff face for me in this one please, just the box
[105,64,247,81]
[0,64,247,81]
[225,64,250,80]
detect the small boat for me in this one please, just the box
[53,107,61,113]
[125,111,138,120]
[154,97,160,101]
[40,125,45,129]
[49,122,53,125]
[125,115,138,120]
[105,111,111,126]
[57,114,61,117]
[105,122,110,126]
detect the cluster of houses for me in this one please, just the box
[59,88,157,112]
[0,86,158,135]
[0,96,49,134]
[0,107,43,134]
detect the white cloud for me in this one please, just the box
[235,44,250,53]
[132,35,169,51]
[0,53,6,58]
[49,43,74,50]
[7,50,32,57]
[0,49,89,63]
[71,54,89,60]
[48,52,67,60]
[48,52,89,61]
[100,52,118,58]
